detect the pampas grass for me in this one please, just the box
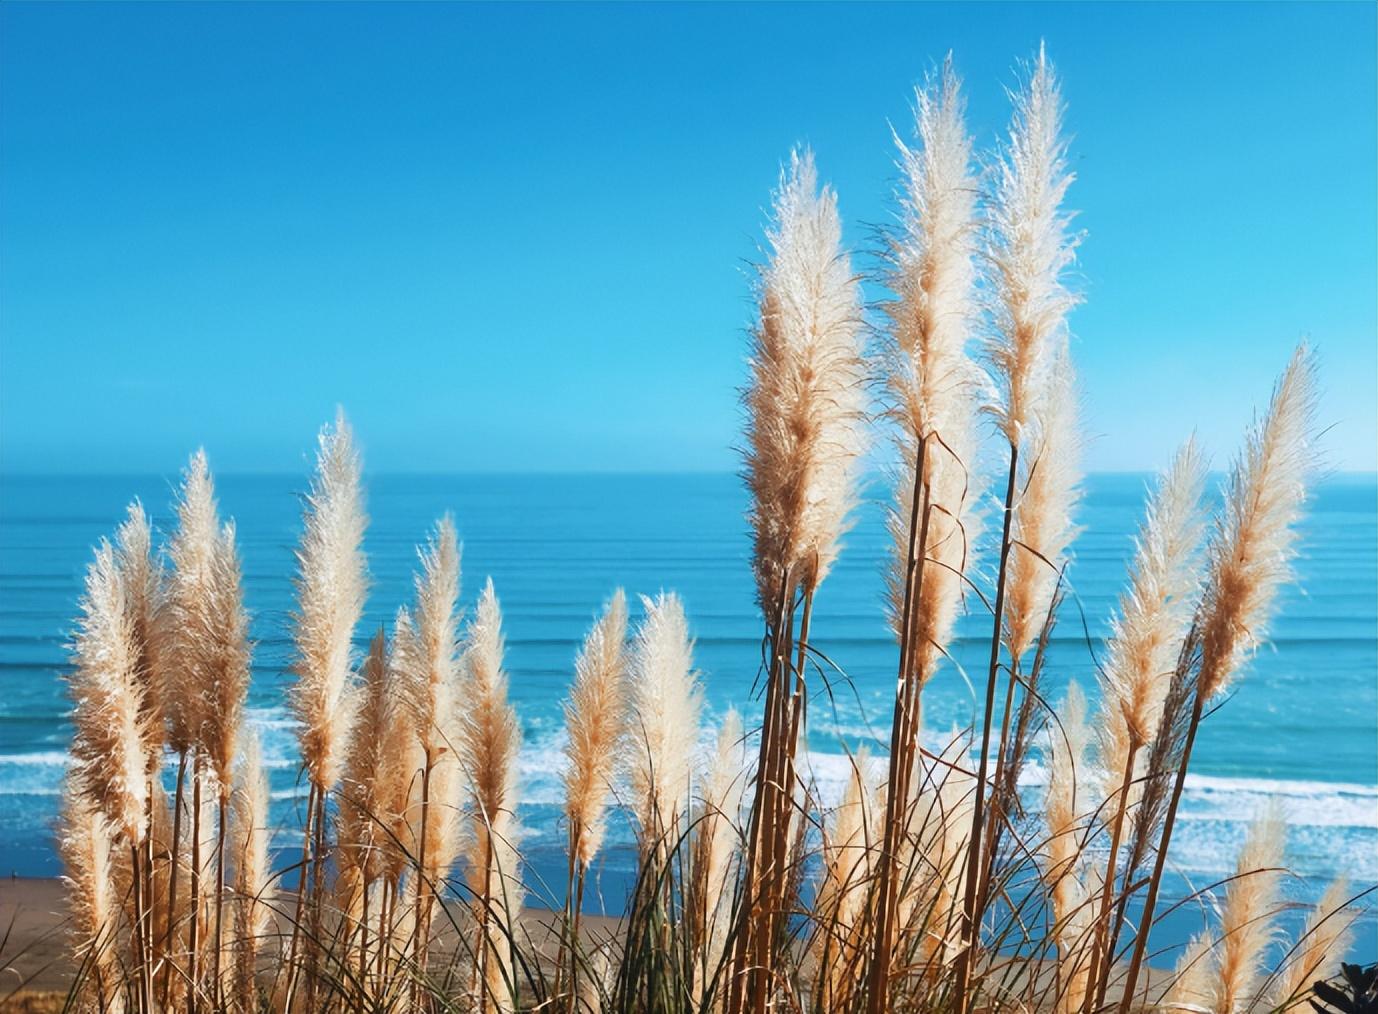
[1119,345,1321,1008]
[60,780,124,1014]
[870,62,985,1007]
[743,147,865,607]
[628,592,702,850]
[690,708,747,1007]
[231,730,272,1007]
[561,590,630,1009]
[460,579,524,1014]
[1268,878,1355,1008]
[564,590,630,875]
[52,50,1364,1014]
[69,540,150,847]
[290,411,368,800]
[956,46,1081,1007]
[735,145,864,1014]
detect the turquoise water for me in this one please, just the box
[1,471,1374,951]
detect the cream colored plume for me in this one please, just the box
[1045,682,1097,1014]
[1096,440,1207,805]
[1004,344,1082,658]
[814,749,881,1005]
[692,708,747,998]
[339,630,396,886]
[380,609,423,885]
[162,450,220,756]
[1166,931,1215,1010]
[231,730,273,989]
[59,779,123,1014]
[114,501,165,761]
[563,590,629,871]
[201,521,251,794]
[628,592,703,846]
[1044,681,1091,924]
[70,540,150,844]
[1213,802,1286,1013]
[1267,877,1353,1007]
[1198,344,1318,699]
[986,45,1081,445]
[290,412,368,794]
[397,518,463,882]
[460,580,523,1013]
[883,58,984,674]
[744,148,866,608]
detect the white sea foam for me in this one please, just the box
[7,719,1374,882]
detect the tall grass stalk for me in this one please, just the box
[732,146,864,1014]
[1117,344,1319,1010]
[955,47,1080,1007]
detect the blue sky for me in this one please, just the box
[2,2,1374,474]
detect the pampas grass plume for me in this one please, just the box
[986,45,1080,446]
[628,592,703,844]
[70,540,150,844]
[563,589,629,871]
[1198,344,1319,699]
[744,148,865,606]
[291,412,368,794]
[461,579,523,1012]
[1004,343,1082,658]
[883,58,983,670]
[1097,439,1207,787]
[1213,802,1286,1013]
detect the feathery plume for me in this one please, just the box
[985,44,1081,446]
[1167,931,1215,1009]
[692,708,748,999]
[1043,683,1094,1012]
[231,730,272,1001]
[380,609,423,887]
[59,780,123,1014]
[399,518,463,883]
[563,590,629,871]
[114,501,165,761]
[1213,802,1286,1013]
[883,57,984,670]
[1096,440,1208,801]
[163,450,220,757]
[1268,878,1353,1007]
[744,148,866,607]
[461,580,523,1013]
[290,412,368,795]
[339,630,395,888]
[1044,682,1091,921]
[815,750,880,1005]
[201,522,251,795]
[69,541,150,844]
[1004,344,1082,659]
[1198,344,1319,699]
[628,592,703,846]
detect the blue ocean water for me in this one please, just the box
[1,471,1374,954]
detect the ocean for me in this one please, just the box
[1,471,1374,956]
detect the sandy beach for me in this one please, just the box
[0,876,628,1011]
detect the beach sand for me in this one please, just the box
[0,876,623,1011]
[1,876,1174,1011]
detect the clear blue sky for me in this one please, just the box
[2,2,1374,474]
